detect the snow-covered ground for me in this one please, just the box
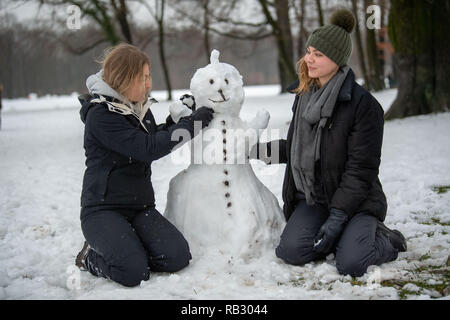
[0,86,449,300]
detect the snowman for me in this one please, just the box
[164,50,285,261]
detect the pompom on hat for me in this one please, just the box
[305,8,356,67]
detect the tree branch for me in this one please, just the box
[168,2,272,41]
[59,36,108,55]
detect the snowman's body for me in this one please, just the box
[165,50,285,260]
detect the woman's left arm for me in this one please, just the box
[330,93,384,218]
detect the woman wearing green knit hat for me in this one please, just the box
[254,8,406,277]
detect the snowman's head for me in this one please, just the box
[190,50,244,116]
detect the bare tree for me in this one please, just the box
[40,0,133,45]
[386,0,450,119]
[0,8,280,98]
[170,1,271,40]
[257,0,297,91]
[256,0,301,90]
[169,0,296,92]
[0,83,3,130]
[201,0,212,63]
[110,0,133,43]
[364,0,384,91]
[292,0,310,59]
[42,0,174,100]
[59,24,109,55]
[137,0,173,100]
[351,0,371,89]
[378,0,389,79]
[315,0,324,26]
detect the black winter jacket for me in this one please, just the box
[267,70,387,222]
[78,94,195,208]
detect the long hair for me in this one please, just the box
[100,43,150,97]
[293,57,321,95]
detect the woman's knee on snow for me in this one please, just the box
[149,236,192,273]
[112,253,150,287]
[335,251,372,277]
[275,236,316,266]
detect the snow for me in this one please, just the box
[1,86,449,300]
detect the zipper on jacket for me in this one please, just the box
[328,120,334,129]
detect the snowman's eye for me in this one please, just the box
[225,79,229,84]
[209,79,214,84]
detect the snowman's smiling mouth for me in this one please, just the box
[209,97,230,103]
[209,89,229,103]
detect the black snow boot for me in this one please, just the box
[376,222,407,252]
[75,241,90,271]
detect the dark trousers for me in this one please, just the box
[81,206,192,287]
[275,199,398,277]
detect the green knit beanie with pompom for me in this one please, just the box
[306,8,356,67]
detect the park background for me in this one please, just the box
[0,0,449,300]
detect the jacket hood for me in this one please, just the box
[86,70,125,102]
[78,93,92,123]
[79,70,155,132]
[79,70,132,124]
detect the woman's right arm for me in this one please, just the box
[86,104,195,163]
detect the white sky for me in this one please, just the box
[0,0,159,26]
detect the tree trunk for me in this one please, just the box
[315,0,324,26]
[296,0,309,59]
[432,0,450,112]
[91,0,121,45]
[275,0,296,91]
[157,0,172,100]
[202,0,211,63]
[365,0,385,91]
[111,0,133,44]
[258,0,297,92]
[351,0,371,90]
[386,0,449,119]
[0,83,2,130]
[378,0,388,78]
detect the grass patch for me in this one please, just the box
[380,262,450,299]
[418,253,432,261]
[381,279,448,299]
[350,278,366,286]
[398,289,419,300]
[412,262,450,279]
[419,218,450,227]
[287,277,305,287]
[431,218,450,226]
[432,185,450,194]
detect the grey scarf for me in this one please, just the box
[291,66,350,205]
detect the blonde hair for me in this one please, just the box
[293,57,321,95]
[100,43,150,97]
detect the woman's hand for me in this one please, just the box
[313,208,348,254]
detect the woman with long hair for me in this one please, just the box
[254,9,406,277]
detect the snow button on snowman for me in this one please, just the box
[165,49,285,261]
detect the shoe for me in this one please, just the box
[75,241,90,271]
[376,222,407,252]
